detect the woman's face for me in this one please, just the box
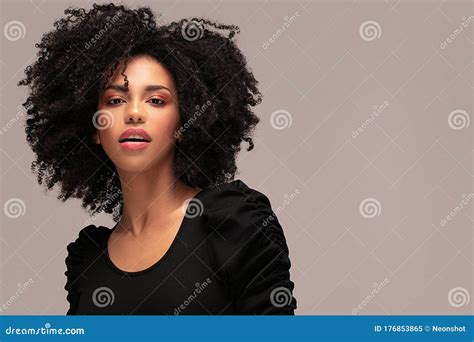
[93,55,182,174]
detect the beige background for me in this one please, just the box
[0,0,472,315]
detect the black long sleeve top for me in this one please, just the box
[64,179,297,315]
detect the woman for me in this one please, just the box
[19,3,297,315]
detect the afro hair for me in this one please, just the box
[18,2,262,222]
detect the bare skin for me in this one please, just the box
[93,54,200,272]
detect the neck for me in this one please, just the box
[115,163,197,236]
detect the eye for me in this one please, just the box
[106,98,125,106]
[147,98,165,106]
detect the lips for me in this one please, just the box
[119,140,150,150]
[118,128,152,143]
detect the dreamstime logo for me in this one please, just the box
[4,322,85,335]
[440,16,473,50]
[103,189,121,208]
[359,198,381,218]
[92,110,114,130]
[182,198,204,218]
[448,287,470,308]
[173,278,213,315]
[92,287,115,307]
[83,190,122,226]
[4,20,26,41]
[0,278,34,313]
[0,105,28,136]
[85,10,123,49]
[3,198,26,219]
[174,100,212,137]
[262,189,300,228]
[352,100,390,139]
[352,278,390,315]
[270,286,293,308]
[181,19,204,41]
[359,21,382,41]
[439,192,473,228]
[448,109,470,130]
[270,109,292,130]
[262,11,300,49]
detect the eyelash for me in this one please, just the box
[106,98,166,106]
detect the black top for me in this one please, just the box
[64,179,297,315]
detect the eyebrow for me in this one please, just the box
[103,84,172,93]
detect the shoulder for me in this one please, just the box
[64,224,109,313]
[66,224,107,254]
[199,179,297,313]
[65,224,109,273]
[200,178,289,265]
[199,179,280,240]
[199,179,272,209]
[199,179,275,219]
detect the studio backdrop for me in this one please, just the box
[0,0,472,315]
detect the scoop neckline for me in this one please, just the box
[101,188,208,277]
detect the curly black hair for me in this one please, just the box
[18,3,262,222]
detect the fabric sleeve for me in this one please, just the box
[64,225,96,315]
[206,181,297,314]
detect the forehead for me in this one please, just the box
[105,55,175,90]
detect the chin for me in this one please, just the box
[114,155,170,174]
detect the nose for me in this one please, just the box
[125,100,146,123]
[126,113,144,123]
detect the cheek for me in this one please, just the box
[148,108,181,142]
[93,108,119,144]
[96,127,121,154]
